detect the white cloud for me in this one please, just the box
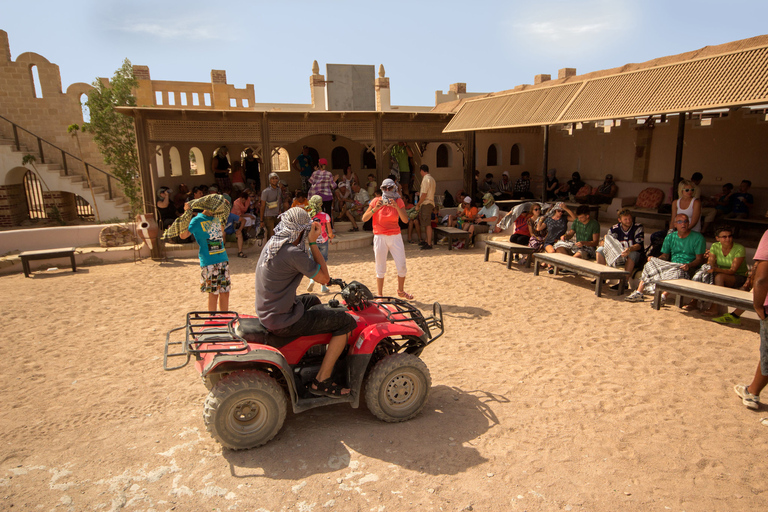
[117,18,232,41]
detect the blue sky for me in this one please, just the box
[5,0,768,107]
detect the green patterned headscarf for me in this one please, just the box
[162,194,231,240]
[307,195,323,218]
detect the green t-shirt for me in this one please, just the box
[661,231,706,264]
[710,242,748,276]
[391,145,410,174]
[572,218,600,243]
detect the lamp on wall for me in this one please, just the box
[331,134,336,142]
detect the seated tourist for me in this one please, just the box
[512,171,534,199]
[497,171,513,200]
[345,182,371,232]
[467,193,500,244]
[713,263,755,325]
[625,213,706,302]
[291,189,309,209]
[544,168,559,201]
[448,196,478,228]
[686,225,749,315]
[334,182,352,220]
[596,209,645,276]
[231,190,258,236]
[556,172,586,201]
[726,180,753,219]
[156,186,178,229]
[553,204,600,259]
[577,174,618,205]
[537,203,575,254]
[506,204,537,246]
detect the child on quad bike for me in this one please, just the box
[255,207,356,398]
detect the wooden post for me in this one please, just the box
[133,110,161,259]
[541,125,549,200]
[672,112,686,201]
[375,113,383,182]
[261,112,271,177]
[464,131,475,195]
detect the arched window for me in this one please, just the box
[169,147,182,177]
[362,148,376,169]
[436,144,450,168]
[189,147,205,175]
[154,146,165,178]
[80,93,90,122]
[29,65,43,98]
[510,144,520,165]
[331,146,350,170]
[272,147,290,171]
[486,144,498,166]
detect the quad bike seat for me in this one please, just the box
[234,318,300,348]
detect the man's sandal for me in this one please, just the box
[397,290,414,300]
[310,378,349,399]
[237,251,247,258]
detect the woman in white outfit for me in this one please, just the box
[671,179,702,232]
[361,178,412,299]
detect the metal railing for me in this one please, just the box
[0,113,117,200]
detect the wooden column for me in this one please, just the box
[672,112,686,201]
[464,131,475,195]
[261,112,271,176]
[133,110,161,259]
[375,113,383,182]
[541,125,549,200]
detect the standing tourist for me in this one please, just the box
[361,178,412,300]
[260,173,282,242]
[417,164,436,250]
[211,146,231,193]
[732,229,768,423]
[308,158,337,221]
[292,145,315,193]
[243,148,261,193]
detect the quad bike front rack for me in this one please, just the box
[371,298,444,345]
[163,311,249,371]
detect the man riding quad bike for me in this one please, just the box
[164,207,443,450]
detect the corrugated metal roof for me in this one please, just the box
[444,42,768,132]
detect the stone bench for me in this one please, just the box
[18,247,77,277]
[483,240,535,268]
[652,279,754,311]
[533,252,630,297]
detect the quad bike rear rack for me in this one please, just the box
[372,298,444,345]
[163,311,249,371]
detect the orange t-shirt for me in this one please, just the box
[291,198,309,209]
[371,197,405,236]
[461,206,478,220]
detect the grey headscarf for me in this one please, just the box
[380,178,401,202]
[261,207,313,266]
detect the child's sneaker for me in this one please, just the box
[713,313,741,325]
[320,285,329,293]
[734,384,760,410]
[306,280,315,292]
[625,290,644,302]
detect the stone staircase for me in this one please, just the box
[0,135,132,220]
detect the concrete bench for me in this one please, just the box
[434,226,470,250]
[626,208,670,230]
[533,252,630,297]
[18,247,77,278]
[652,279,754,311]
[484,240,535,268]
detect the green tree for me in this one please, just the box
[84,59,142,216]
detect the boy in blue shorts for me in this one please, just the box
[180,203,231,311]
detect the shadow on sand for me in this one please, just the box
[223,385,508,479]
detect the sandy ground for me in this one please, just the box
[1,241,767,512]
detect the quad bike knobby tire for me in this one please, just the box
[364,353,431,422]
[203,370,287,450]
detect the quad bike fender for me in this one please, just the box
[348,323,425,357]
[346,353,371,409]
[199,345,298,405]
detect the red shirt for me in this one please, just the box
[371,197,405,236]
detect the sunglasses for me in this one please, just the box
[675,220,689,224]
[683,188,694,192]
[718,234,733,238]
[532,208,541,211]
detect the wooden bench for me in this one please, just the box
[532,252,630,297]
[484,240,535,268]
[18,247,77,278]
[434,226,471,250]
[626,208,670,230]
[652,279,753,311]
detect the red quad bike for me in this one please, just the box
[163,279,444,450]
